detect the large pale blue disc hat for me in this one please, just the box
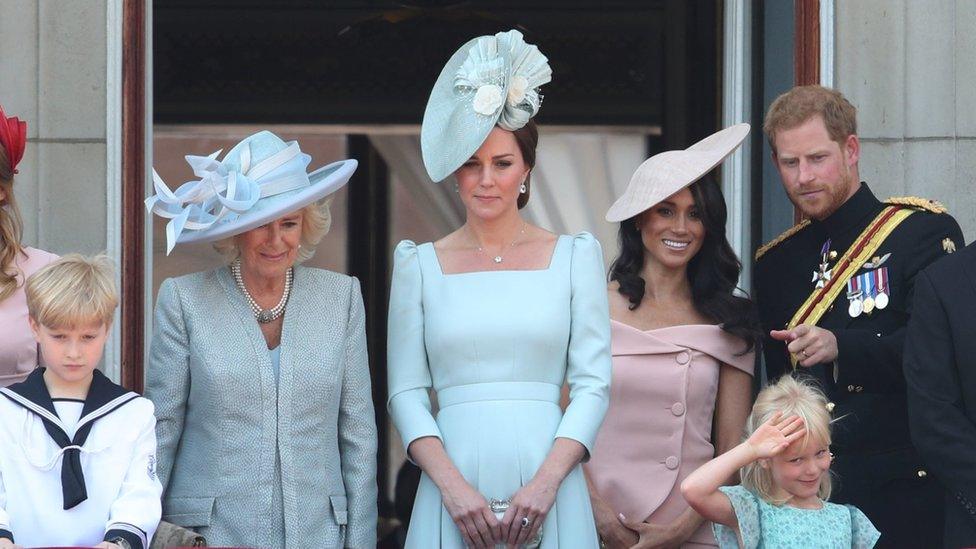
[146,130,357,254]
[605,123,751,222]
[421,29,553,182]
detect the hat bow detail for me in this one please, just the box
[145,141,311,254]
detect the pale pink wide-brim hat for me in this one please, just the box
[605,123,750,222]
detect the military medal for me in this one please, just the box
[861,269,876,313]
[875,267,889,310]
[846,276,863,318]
[812,240,834,289]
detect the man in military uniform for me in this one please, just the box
[905,242,976,549]
[755,85,963,548]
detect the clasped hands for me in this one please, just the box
[443,475,554,548]
[770,324,838,367]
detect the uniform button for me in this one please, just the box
[671,402,685,416]
[917,469,927,478]
[665,456,680,470]
[847,385,855,392]
[825,402,835,413]
[676,351,690,365]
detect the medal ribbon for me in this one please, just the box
[786,205,916,367]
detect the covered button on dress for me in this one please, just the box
[585,322,755,547]
[387,233,612,548]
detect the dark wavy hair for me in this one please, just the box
[608,176,761,354]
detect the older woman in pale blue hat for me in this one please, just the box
[143,131,377,548]
[388,30,612,548]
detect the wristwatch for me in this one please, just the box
[108,537,133,549]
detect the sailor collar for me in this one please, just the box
[0,368,140,510]
[812,182,884,239]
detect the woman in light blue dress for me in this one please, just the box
[387,30,611,549]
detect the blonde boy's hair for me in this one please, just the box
[26,253,118,329]
[741,374,833,504]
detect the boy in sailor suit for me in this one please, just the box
[0,254,161,549]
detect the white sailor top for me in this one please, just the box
[0,368,162,549]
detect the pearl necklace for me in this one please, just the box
[231,259,293,323]
[474,222,526,264]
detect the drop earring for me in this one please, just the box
[454,183,459,193]
[519,182,527,194]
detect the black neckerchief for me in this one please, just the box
[1,368,136,509]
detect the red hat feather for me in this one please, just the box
[0,104,27,174]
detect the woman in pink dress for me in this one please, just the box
[0,105,57,387]
[585,125,760,548]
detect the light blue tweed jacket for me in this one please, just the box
[145,265,377,549]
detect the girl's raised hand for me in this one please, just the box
[745,412,806,459]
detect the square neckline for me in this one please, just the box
[427,234,568,277]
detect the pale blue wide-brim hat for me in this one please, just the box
[146,130,357,254]
[421,29,552,182]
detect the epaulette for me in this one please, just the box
[754,220,811,261]
[885,196,948,214]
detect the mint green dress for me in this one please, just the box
[387,233,612,548]
[714,485,881,548]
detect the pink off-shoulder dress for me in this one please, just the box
[585,321,754,547]
[0,247,58,387]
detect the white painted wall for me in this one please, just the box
[834,0,976,243]
[0,0,121,378]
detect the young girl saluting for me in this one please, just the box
[681,375,880,548]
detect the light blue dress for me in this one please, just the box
[714,485,881,548]
[387,232,612,548]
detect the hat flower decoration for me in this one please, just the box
[422,29,552,182]
[0,104,27,174]
[146,130,356,254]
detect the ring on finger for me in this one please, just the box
[800,349,809,358]
[521,516,532,528]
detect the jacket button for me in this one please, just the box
[676,351,690,365]
[855,385,864,392]
[665,456,680,470]
[917,470,927,478]
[847,385,855,392]
[826,402,835,413]
[671,402,685,416]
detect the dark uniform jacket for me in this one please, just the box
[755,183,963,548]
[906,242,976,548]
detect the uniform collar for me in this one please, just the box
[4,367,131,419]
[812,182,883,238]
[1,368,138,510]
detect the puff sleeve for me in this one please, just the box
[387,241,443,454]
[847,505,881,549]
[713,485,760,549]
[553,232,611,458]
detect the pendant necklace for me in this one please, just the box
[474,222,526,264]
[231,258,293,323]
